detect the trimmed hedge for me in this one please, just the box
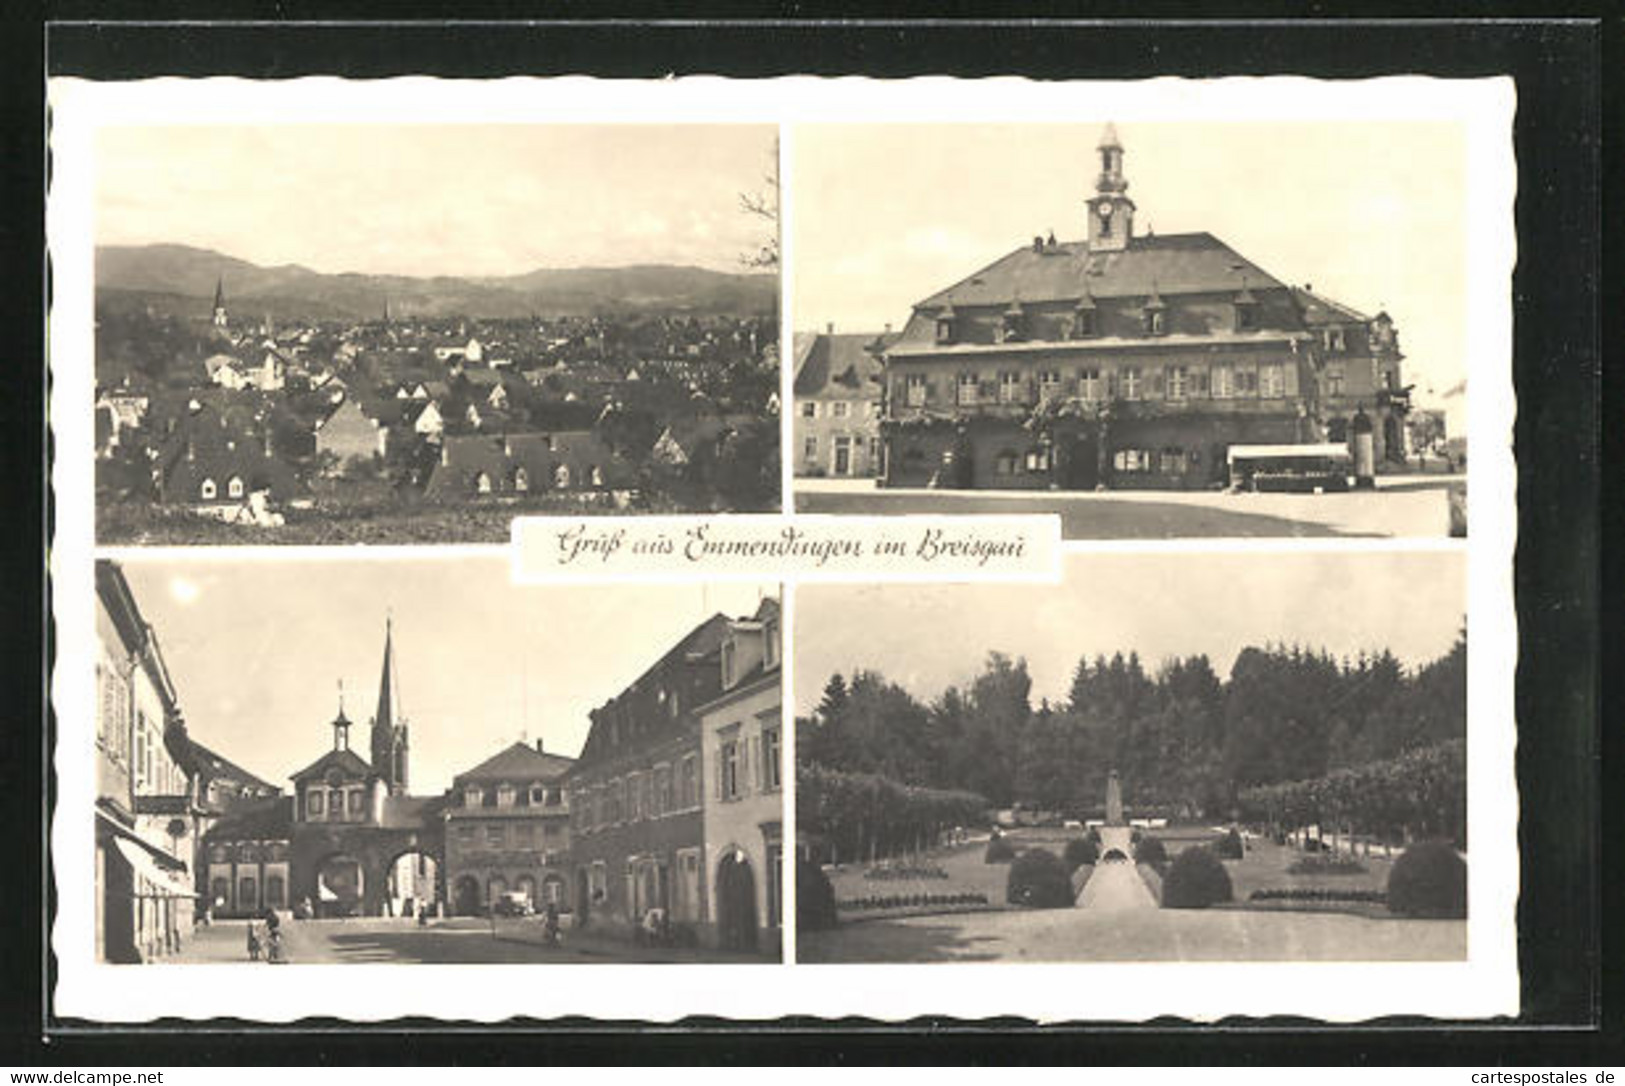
[1161,846,1233,909]
[797,862,838,932]
[1386,841,1467,919]
[841,891,989,912]
[1062,837,1100,871]
[984,834,1016,864]
[1006,848,1074,909]
[1215,828,1245,860]
[1133,835,1169,870]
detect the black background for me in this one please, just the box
[4,8,1612,1067]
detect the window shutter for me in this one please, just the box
[1193,369,1209,396]
[1106,371,1119,398]
[1150,369,1165,397]
[1283,361,1300,397]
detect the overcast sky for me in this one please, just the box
[96,125,777,277]
[793,550,1464,716]
[792,122,1470,410]
[120,557,775,794]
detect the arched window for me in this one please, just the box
[199,478,217,500]
[513,467,529,492]
[474,471,492,494]
[590,465,604,487]
[553,463,571,489]
[227,476,245,498]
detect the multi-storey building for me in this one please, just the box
[566,614,731,940]
[878,124,1408,491]
[792,328,891,478]
[698,598,783,953]
[444,740,575,916]
[94,560,199,962]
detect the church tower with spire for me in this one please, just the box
[1086,123,1136,253]
[369,618,410,795]
[211,277,229,328]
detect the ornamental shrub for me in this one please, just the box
[1005,848,1074,909]
[1386,841,1467,919]
[796,862,838,932]
[1161,846,1234,909]
[1062,836,1099,871]
[1215,828,1245,860]
[1133,835,1169,870]
[984,834,1016,864]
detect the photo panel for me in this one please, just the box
[790,121,1472,542]
[90,123,782,546]
[794,550,1477,966]
[69,551,784,1017]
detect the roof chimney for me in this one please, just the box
[826,322,834,335]
[1032,235,1044,253]
[535,737,545,754]
[883,322,892,334]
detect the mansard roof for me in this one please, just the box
[911,232,1287,314]
[1291,286,1372,326]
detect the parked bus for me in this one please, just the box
[1226,443,1354,493]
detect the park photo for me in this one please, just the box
[794,550,1469,963]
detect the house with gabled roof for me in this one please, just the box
[423,431,634,502]
[444,740,576,916]
[878,123,1408,491]
[792,326,895,478]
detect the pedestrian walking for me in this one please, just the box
[246,920,262,962]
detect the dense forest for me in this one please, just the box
[799,632,1466,822]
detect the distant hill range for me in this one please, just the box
[95,243,778,322]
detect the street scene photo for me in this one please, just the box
[92,125,781,544]
[794,551,1467,963]
[791,122,1468,539]
[93,556,784,963]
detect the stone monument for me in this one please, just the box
[1105,768,1125,826]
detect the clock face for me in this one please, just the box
[1098,202,1114,218]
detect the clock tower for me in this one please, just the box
[1087,123,1135,253]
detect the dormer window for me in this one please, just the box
[474,471,492,494]
[935,307,956,344]
[1144,308,1166,336]
[200,478,217,500]
[553,464,571,489]
[513,466,529,492]
[1001,301,1025,343]
[227,476,245,498]
[765,620,779,668]
[1072,305,1097,339]
[496,783,516,808]
[1323,327,1346,353]
[722,639,737,688]
[464,785,483,808]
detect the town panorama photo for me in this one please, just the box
[93,125,782,544]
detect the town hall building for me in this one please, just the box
[877,124,1410,491]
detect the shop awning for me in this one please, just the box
[113,836,198,898]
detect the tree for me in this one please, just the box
[738,138,780,271]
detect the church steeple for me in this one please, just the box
[1087,123,1136,253]
[370,616,409,794]
[212,277,229,328]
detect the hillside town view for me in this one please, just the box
[91,125,781,544]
